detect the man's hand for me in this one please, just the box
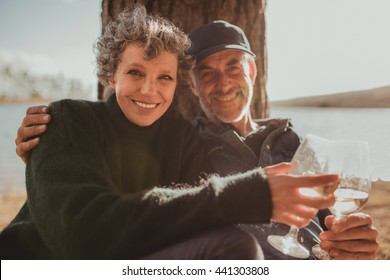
[15,105,51,164]
[319,213,379,259]
[268,173,338,228]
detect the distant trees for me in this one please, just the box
[0,65,93,101]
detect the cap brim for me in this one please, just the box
[193,44,256,61]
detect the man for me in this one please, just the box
[186,21,378,259]
[14,21,378,260]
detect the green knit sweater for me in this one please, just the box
[0,94,272,259]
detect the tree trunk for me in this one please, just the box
[100,0,268,119]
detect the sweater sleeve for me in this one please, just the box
[27,100,272,259]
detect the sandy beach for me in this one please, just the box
[363,180,390,260]
[1,180,389,259]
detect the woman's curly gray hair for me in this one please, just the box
[96,4,193,88]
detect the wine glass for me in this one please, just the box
[312,139,371,259]
[267,134,371,259]
[267,134,335,259]
[329,140,371,220]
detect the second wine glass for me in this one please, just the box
[313,139,371,259]
[329,140,371,220]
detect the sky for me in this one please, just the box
[267,0,390,100]
[0,0,389,101]
[0,0,101,99]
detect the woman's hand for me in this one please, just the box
[263,162,291,175]
[267,172,339,228]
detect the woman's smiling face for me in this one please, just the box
[109,44,178,126]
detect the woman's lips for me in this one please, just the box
[133,100,159,109]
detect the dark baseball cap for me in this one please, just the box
[188,20,255,61]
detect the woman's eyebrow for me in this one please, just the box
[123,62,145,69]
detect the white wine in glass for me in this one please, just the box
[330,140,371,220]
[331,177,371,220]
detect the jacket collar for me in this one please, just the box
[192,112,292,138]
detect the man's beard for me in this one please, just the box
[201,88,251,124]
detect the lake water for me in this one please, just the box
[0,103,41,193]
[1,103,389,193]
[270,106,390,181]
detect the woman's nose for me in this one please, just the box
[140,78,157,96]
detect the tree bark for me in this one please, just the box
[100,0,268,119]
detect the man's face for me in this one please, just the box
[191,50,256,124]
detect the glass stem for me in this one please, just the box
[286,226,300,239]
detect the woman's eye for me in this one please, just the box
[160,75,173,81]
[127,70,142,77]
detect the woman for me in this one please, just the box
[0,4,337,259]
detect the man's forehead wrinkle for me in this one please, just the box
[195,57,241,72]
